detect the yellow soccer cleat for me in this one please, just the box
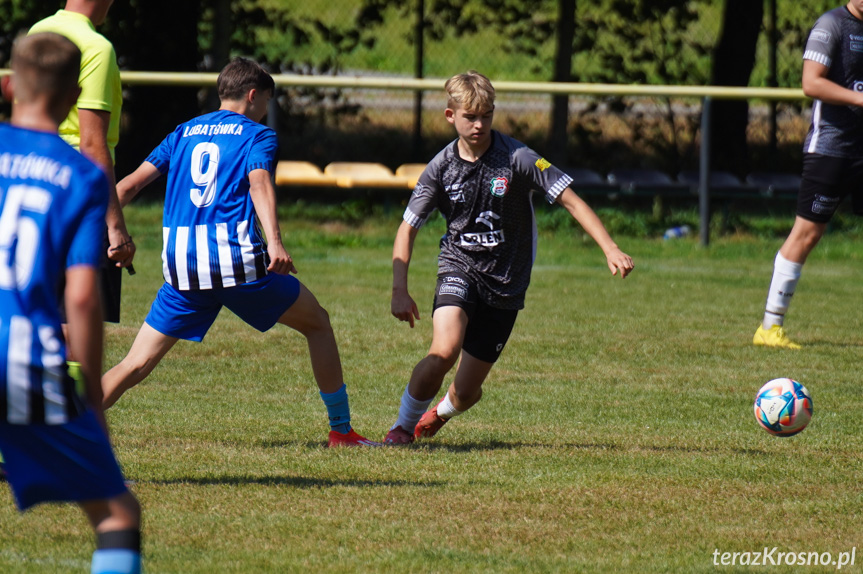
[753,324,801,350]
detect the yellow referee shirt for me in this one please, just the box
[29,10,122,163]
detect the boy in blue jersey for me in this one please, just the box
[0,33,142,574]
[101,58,379,447]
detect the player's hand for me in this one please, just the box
[606,248,634,279]
[391,287,420,328]
[267,243,297,275]
[107,226,136,268]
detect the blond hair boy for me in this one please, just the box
[385,71,634,444]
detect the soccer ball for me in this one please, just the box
[754,378,813,437]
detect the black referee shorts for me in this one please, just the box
[59,236,123,324]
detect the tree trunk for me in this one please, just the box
[113,2,201,178]
[709,0,764,176]
[549,0,576,165]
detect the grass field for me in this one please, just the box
[2,202,862,573]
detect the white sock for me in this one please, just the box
[392,385,432,431]
[763,251,803,329]
[436,393,463,420]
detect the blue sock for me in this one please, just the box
[91,549,141,574]
[320,383,351,434]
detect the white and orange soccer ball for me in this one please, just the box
[754,378,813,437]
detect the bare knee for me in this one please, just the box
[283,301,333,338]
[783,220,826,262]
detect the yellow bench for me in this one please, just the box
[275,161,425,190]
[274,161,340,187]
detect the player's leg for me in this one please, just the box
[414,304,518,440]
[408,305,468,399]
[448,350,494,411]
[80,493,142,574]
[228,274,376,446]
[276,282,343,393]
[385,305,468,444]
[102,323,178,408]
[103,284,219,408]
[757,216,824,337]
[755,154,840,349]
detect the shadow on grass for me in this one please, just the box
[148,475,443,488]
[254,439,768,455]
[408,440,623,452]
[408,440,768,456]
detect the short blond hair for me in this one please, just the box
[445,71,495,113]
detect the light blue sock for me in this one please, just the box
[392,385,433,431]
[320,383,351,434]
[91,549,141,574]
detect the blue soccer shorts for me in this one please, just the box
[145,272,302,342]
[0,409,128,511]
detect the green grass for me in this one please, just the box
[2,202,862,573]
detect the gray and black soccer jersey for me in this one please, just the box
[404,131,573,310]
[803,6,863,157]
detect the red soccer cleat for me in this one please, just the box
[383,425,415,445]
[414,401,448,439]
[328,429,381,447]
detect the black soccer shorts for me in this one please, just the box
[797,153,863,223]
[433,272,518,363]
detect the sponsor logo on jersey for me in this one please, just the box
[461,229,505,247]
[445,182,466,203]
[461,211,505,246]
[490,176,509,197]
[535,157,552,171]
[851,34,863,53]
[810,29,831,44]
[853,81,863,93]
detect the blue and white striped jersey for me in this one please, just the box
[146,109,278,290]
[0,124,108,425]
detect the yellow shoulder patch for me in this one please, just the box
[535,158,551,171]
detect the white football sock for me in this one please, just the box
[436,393,463,420]
[763,251,803,329]
[392,385,433,431]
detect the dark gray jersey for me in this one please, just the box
[802,7,863,157]
[404,131,573,309]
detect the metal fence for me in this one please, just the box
[123,72,809,245]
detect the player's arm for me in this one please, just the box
[64,264,105,421]
[392,220,421,327]
[249,168,296,275]
[79,107,135,268]
[116,161,162,207]
[801,59,863,107]
[556,187,634,278]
